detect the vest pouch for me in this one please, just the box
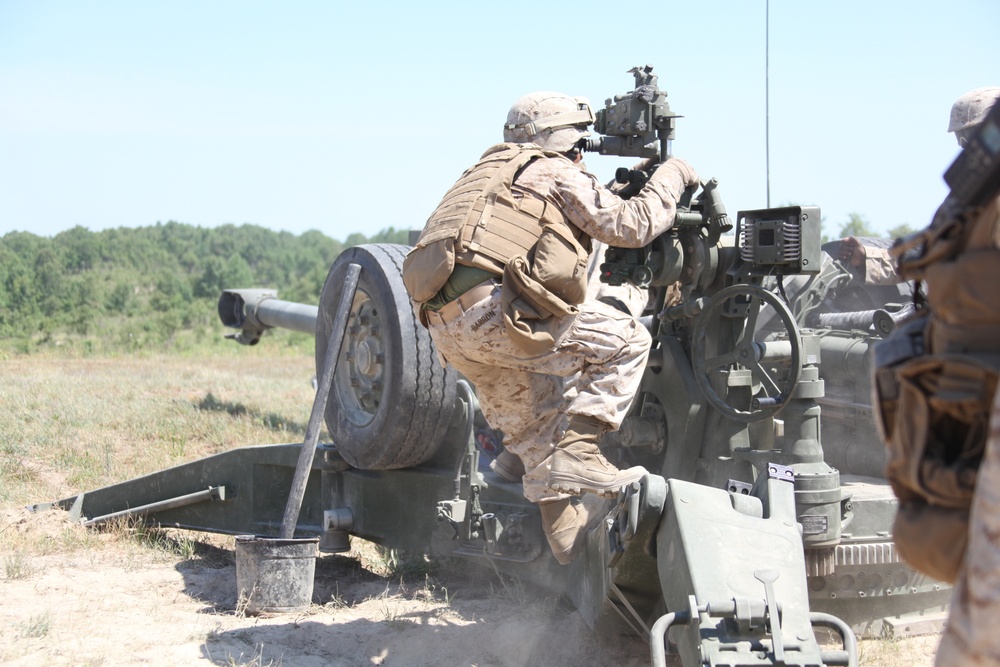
[402,236,456,304]
[501,254,577,355]
[925,248,1000,330]
[871,312,929,445]
[890,355,992,506]
[892,502,970,584]
[530,220,590,307]
[882,354,995,582]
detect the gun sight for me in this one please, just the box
[584,65,681,163]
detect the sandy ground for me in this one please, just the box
[0,507,654,667]
[0,507,942,667]
[0,357,947,666]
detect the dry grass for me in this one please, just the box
[0,351,320,510]
[0,352,642,667]
[0,350,323,590]
[858,634,940,666]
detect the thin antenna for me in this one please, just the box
[765,0,771,207]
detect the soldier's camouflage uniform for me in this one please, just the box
[935,196,1000,667]
[426,153,693,503]
[936,383,1000,666]
[838,237,902,286]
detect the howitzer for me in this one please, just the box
[36,67,949,666]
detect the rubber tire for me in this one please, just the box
[316,243,458,469]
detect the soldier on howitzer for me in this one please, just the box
[401,91,699,564]
[838,235,900,285]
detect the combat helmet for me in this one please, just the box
[503,92,594,153]
[948,86,1000,145]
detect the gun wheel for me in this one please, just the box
[316,243,458,469]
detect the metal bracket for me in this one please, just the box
[480,513,504,554]
[436,498,467,539]
[767,462,795,483]
[608,479,642,567]
[607,581,653,637]
[80,485,228,527]
[727,479,753,495]
[607,474,667,567]
[436,380,489,542]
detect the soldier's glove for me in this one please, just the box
[632,157,658,172]
[667,158,700,186]
[650,157,700,198]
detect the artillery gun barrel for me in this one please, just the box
[218,288,319,345]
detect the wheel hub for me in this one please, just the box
[336,294,385,425]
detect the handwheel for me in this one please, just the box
[692,284,802,422]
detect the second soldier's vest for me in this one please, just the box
[908,196,1000,354]
[872,194,1000,583]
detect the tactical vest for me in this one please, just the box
[908,196,1000,354]
[402,143,591,321]
[872,194,1000,583]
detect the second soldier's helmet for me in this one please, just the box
[948,86,1000,144]
[503,92,594,153]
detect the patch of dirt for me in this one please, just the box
[0,508,651,667]
[0,508,942,667]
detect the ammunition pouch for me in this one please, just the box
[501,254,578,356]
[527,218,590,307]
[498,216,592,354]
[873,313,997,582]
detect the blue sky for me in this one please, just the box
[1,0,998,241]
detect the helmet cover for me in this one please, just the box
[948,87,1000,133]
[503,91,594,152]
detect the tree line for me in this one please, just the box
[0,222,409,353]
[823,213,914,245]
[0,214,911,355]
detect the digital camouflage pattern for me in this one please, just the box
[839,236,901,286]
[424,149,696,504]
[503,91,594,152]
[948,87,1000,134]
[936,384,1000,666]
[514,155,696,248]
[427,286,650,502]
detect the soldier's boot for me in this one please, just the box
[489,449,525,482]
[548,415,647,498]
[539,494,611,565]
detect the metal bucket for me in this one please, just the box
[235,535,319,614]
